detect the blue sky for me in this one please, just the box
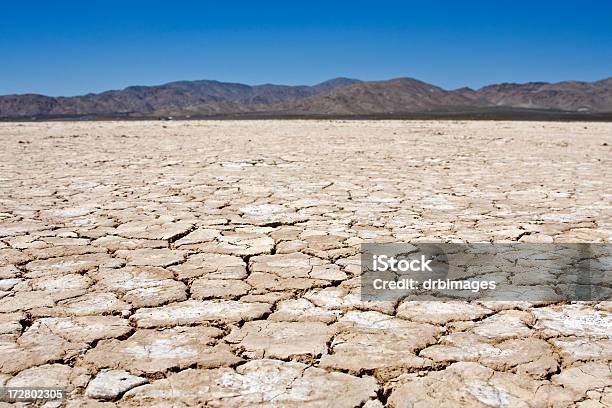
[1,1,611,96]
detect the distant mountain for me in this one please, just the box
[273,78,481,114]
[0,78,361,118]
[1,76,611,119]
[274,77,612,115]
[476,78,612,112]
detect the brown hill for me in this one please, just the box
[0,78,361,118]
[476,78,612,112]
[273,78,482,114]
[275,77,612,115]
[1,76,611,119]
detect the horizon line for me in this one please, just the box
[2,75,611,99]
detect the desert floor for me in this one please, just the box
[0,120,610,407]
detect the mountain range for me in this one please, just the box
[1,76,611,119]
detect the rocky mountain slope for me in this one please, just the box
[1,76,611,118]
[276,77,612,114]
[0,78,361,118]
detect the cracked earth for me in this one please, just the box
[0,120,610,407]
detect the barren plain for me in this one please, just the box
[0,120,610,407]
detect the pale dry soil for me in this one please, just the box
[0,120,610,407]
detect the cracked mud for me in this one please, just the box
[0,120,610,407]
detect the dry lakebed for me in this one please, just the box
[0,120,610,407]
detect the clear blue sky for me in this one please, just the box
[1,1,611,96]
